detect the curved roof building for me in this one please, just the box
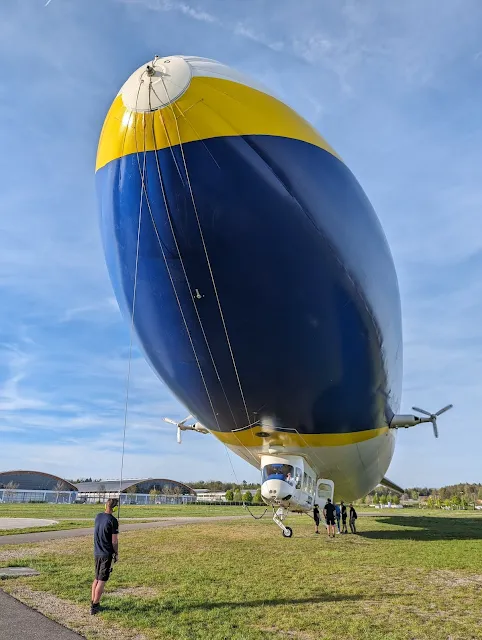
[0,470,77,491]
[75,479,195,495]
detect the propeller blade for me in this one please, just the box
[163,417,178,426]
[179,414,193,426]
[412,407,432,417]
[177,426,182,444]
[435,404,453,416]
[432,421,439,438]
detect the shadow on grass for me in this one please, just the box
[104,591,406,614]
[359,516,482,541]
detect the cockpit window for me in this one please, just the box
[262,464,295,484]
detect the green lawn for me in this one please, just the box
[1,511,482,640]
[0,519,167,537]
[0,502,263,520]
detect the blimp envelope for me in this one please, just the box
[95,55,402,481]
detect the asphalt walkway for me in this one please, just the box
[0,515,246,546]
[0,591,84,639]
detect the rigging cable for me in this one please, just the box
[147,81,239,432]
[153,76,267,518]
[158,74,251,426]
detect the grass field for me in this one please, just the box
[1,511,482,640]
[0,503,264,520]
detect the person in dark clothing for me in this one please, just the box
[349,503,357,533]
[341,501,348,533]
[91,498,119,615]
[323,498,336,538]
[313,504,320,534]
[335,503,341,534]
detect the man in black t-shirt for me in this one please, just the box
[91,498,119,615]
[323,498,336,538]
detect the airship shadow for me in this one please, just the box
[359,515,482,541]
[111,591,406,614]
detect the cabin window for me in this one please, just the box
[262,464,294,484]
[303,472,308,491]
[295,467,302,489]
[318,482,332,499]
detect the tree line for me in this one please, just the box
[362,482,482,506]
[186,480,261,491]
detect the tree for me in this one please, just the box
[253,488,263,504]
[373,493,380,505]
[410,490,419,501]
[149,488,160,504]
[233,489,243,503]
[225,489,234,502]
[243,491,253,503]
[380,494,388,506]
[392,494,400,505]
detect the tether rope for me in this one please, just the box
[117,80,145,522]
[118,68,267,521]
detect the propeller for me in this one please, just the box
[163,415,192,444]
[163,415,209,443]
[412,404,453,438]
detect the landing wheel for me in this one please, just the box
[282,526,293,538]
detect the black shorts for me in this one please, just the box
[314,517,320,526]
[95,556,113,582]
[326,517,335,525]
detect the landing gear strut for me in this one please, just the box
[273,507,293,538]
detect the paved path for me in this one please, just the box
[0,518,58,531]
[0,591,84,639]
[0,515,246,546]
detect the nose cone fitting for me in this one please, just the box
[120,56,192,112]
[262,479,293,502]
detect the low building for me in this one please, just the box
[193,488,258,502]
[75,478,196,504]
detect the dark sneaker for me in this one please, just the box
[90,603,101,615]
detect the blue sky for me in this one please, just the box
[0,0,481,486]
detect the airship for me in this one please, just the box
[96,55,452,536]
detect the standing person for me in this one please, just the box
[323,498,336,538]
[313,504,320,534]
[349,503,358,534]
[341,501,348,533]
[91,498,119,615]
[335,502,341,534]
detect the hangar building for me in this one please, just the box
[0,470,77,492]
